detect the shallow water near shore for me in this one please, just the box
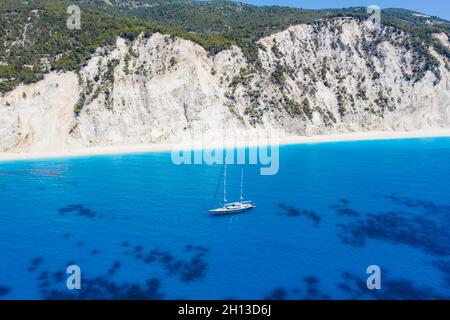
[1,137,450,299]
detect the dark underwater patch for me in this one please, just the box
[53,271,65,282]
[338,271,447,300]
[38,271,49,281]
[23,168,66,177]
[330,199,360,217]
[263,276,330,300]
[31,259,165,300]
[27,257,44,272]
[0,286,11,297]
[58,204,97,218]
[334,196,450,257]
[338,211,450,256]
[124,244,209,282]
[107,261,122,276]
[277,204,321,227]
[380,194,450,215]
[303,277,330,300]
[57,205,127,221]
[432,260,450,288]
[264,288,288,300]
[41,277,164,300]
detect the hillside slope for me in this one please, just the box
[2,0,449,93]
[1,17,449,152]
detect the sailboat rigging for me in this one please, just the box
[209,164,256,215]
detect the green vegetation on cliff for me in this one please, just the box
[0,0,449,93]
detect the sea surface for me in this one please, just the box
[1,138,450,300]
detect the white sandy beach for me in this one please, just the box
[1,129,450,162]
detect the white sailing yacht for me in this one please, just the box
[209,164,256,215]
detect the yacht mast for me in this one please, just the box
[240,168,244,201]
[223,161,227,205]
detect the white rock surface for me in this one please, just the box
[0,18,449,152]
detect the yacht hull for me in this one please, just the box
[209,203,255,215]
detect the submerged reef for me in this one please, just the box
[277,204,321,227]
[335,195,450,257]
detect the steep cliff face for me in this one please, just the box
[0,73,79,152]
[244,18,450,135]
[0,18,449,152]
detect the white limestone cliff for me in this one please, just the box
[1,18,449,152]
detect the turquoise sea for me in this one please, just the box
[0,138,450,300]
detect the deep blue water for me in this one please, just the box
[1,138,450,300]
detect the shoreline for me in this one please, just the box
[1,129,450,163]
